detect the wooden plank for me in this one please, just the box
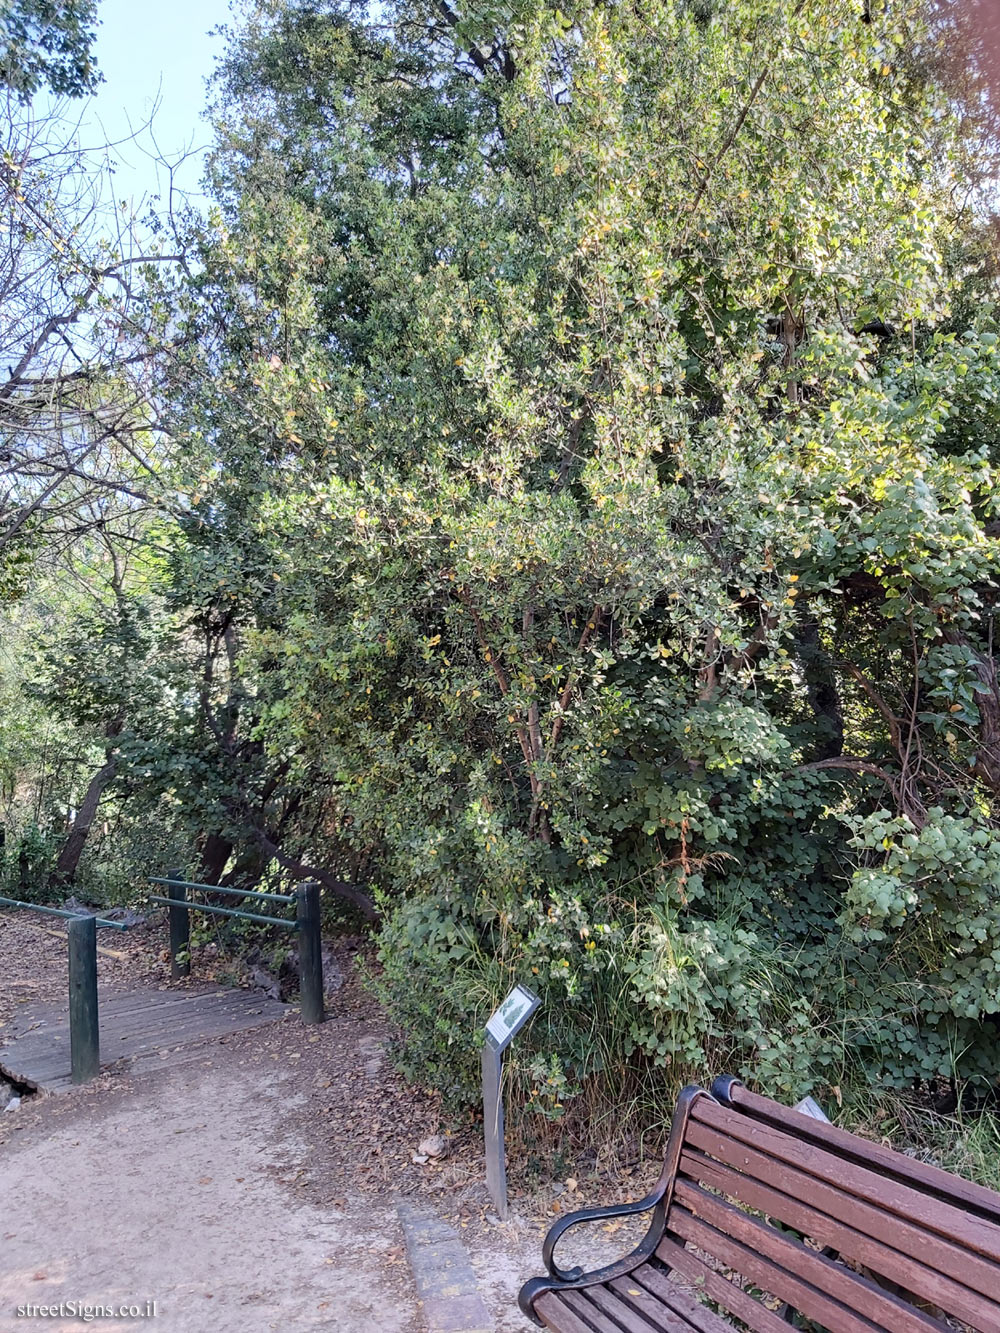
[100,1013,280,1059]
[97,1000,280,1045]
[0,986,287,1091]
[673,1181,949,1333]
[725,1083,1000,1223]
[586,1284,677,1332]
[21,982,266,1012]
[562,1288,647,1333]
[608,1272,727,1332]
[95,989,272,1022]
[5,996,282,1060]
[683,1120,1000,1308]
[652,1240,795,1333]
[93,1006,269,1046]
[534,1293,603,1333]
[36,924,127,960]
[104,1007,285,1050]
[678,1147,1000,1326]
[669,1204,895,1333]
[4,990,270,1042]
[691,1099,1000,1265]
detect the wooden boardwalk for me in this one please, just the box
[0,985,288,1093]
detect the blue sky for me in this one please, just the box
[69,0,238,213]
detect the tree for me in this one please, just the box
[1,99,180,573]
[136,0,1000,1115]
[1,0,101,100]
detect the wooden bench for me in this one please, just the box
[518,1074,1000,1332]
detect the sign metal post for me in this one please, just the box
[482,983,541,1220]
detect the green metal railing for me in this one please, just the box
[147,894,295,929]
[0,894,127,931]
[0,895,129,1083]
[148,877,294,905]
[0,868,327,1092]
[148,871,325,1026]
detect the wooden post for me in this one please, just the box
[167,868,190,979]
[68,915,99,1083]
[295,881,324,1024]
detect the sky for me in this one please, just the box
[58,0,239,216]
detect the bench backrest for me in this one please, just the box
[660,1078,1000,1332]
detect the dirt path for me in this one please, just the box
[0,919,588,1333]
[0,1056,419,1332]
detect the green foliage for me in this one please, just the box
[10,0,1000,1145]
[0,0,102,99]
[147,0,1000,1125]
[0,821,60,903]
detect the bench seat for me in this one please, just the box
[518,1076,1000,1333]
[533,1269,738,1333]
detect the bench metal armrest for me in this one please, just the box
[518,1086,710,1326]
[542,1182,669,1281]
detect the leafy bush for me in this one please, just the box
[10,0,1000,1151]
[184,0,1000,1133]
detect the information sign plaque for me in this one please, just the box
[482,983,540,1218]
[485,983,540,1052]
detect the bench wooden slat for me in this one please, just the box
[653,1237,802,1333]
[542,1281,713,1333]
[534,1291,603,1333]
[691,1097,1000,1264]
[680,1126,1000,1304]
[721,1081,1000,1223]
[669,1203,920,1333]
[608,1274,724,1333]
[671,1181,951,1333]
[678,1146,1000,1327]
[562,1287,660,1333]
[589,1282,694,1332]
[560,1288,628,1333]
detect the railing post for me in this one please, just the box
[68,915,99,1083]
[167,867,190,979]
[295,880,324,1024]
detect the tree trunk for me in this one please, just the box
[241,817,378,921]
[221,844,268,889]
[50,755,117,887]
[797,619,844,760]
[199,832,233,884]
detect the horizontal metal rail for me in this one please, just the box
[149,877,294,905]
[0,893,129,931]
[148,895,297,930]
